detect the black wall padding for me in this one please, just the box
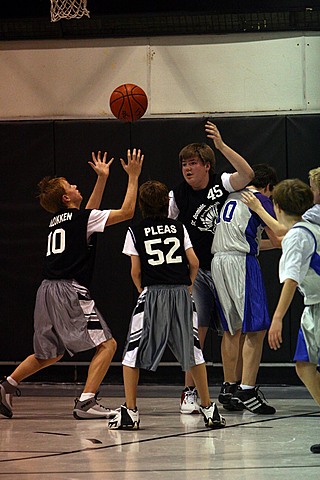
[0,115,316,366]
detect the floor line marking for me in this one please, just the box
[1,409,319,464]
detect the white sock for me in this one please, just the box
[240,384,254,390]
[79,392,95,402]
[7,376,18,387]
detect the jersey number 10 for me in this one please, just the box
[46,229,66,256]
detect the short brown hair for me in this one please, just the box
[138,180,169,219]
[38,176,67,213]
[179,143,215,173]
[272,179,314,217]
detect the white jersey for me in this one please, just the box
[212,190,275,256]
[302,204,320,226]
[280,220,320,305]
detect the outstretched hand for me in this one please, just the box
[120,148,144,178]
[205,121,225,150]
[241,190,261,212]
[89,151,114,178]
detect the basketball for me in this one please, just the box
[109,84,148,122]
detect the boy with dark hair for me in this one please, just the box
[212,164,283,414]
[242,178,320,453]
[0,149,143,420]
[109,180,226,430]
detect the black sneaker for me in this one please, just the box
[218,382,244,411]
[310,444,320,454]
[230,386,276,415]
[0,379,20,419]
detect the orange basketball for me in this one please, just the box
[109,84,148,122]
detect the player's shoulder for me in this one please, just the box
[255,191,274,214]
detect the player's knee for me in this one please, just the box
[295,361,315,381]
[103,337,117,355]
[295,362,303,379]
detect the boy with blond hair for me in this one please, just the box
[0,149,143,420]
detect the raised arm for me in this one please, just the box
[205,121,254,190]
[86,151,114,209]
[106,148,144,226]
[241,190,288,236]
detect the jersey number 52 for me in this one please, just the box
[144,237,182,265]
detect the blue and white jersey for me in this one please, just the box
[212,189,275,256]
[280,220,320,305]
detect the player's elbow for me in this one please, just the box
[190,257,199,272]
[247,167,255,182]
[122,206,135,221]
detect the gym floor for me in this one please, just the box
[0,384,319,479]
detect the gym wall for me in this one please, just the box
[1,115,319,382]
[1,30,319,383]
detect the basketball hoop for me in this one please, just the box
[50,0,90,22]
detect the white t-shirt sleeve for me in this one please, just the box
[183,225,193,250]
[123,229,139,256]
[279,229,315,284]
[87,209,111,240]
[221,172,234,193]
[168,190,180,219]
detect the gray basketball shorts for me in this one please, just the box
[192,268,223,333]
[33,279,113,359]
[122,285,205,372]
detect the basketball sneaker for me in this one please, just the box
[200,402,226,429]
[73,394,117,420]
[218,382,244,411]
[310,444,320,454]
[0,378,20,419]
[108,405,140,430]
[229,386,276,415]
[180,387,200,414]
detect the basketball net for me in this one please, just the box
[50,0,90,22]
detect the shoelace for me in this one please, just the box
[255,386,268,404]
[93,392,110,410]
[184,390,197,402]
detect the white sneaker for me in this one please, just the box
[180,387,200,414]
[200,402,226,429]
[73,395,117,420]
[108,405,140,430]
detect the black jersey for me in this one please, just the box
[128,218,191,287]
[172,173,230,270]
[43,209,97,287]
